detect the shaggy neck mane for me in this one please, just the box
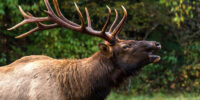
[81,52,129,87]
[57,52,128,99]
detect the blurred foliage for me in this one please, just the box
[0,0,200,95]
[107,92,200,100]
[160,0,199,27]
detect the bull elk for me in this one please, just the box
[0,0,161,100]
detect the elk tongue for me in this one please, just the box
[149,55,160,63]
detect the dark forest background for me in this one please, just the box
[0,0,200,99]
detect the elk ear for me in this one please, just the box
[99,44,113,58]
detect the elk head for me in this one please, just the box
[8,0,161,75]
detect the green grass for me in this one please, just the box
[106,92,200,100]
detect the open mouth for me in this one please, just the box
[149,53,160,63]
[147,46,161,63]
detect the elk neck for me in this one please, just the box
[57,52,127,99]
[83,51,129,87]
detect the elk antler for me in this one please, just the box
[8,0,127,44]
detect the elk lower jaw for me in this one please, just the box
[148,55,160,63]
[148,49,161,63]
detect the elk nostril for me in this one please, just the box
[155,42,160,46]
[155,42,161,48]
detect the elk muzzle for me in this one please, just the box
[147,41,161,63]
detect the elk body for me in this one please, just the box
[0,0,161,100]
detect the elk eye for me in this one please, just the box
[122,45,130,49]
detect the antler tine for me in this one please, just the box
[18,6,30,19]
[53,0,79,27]
[43,0,55,15]
[74,3,85,30]
[7,6,34,30]
[85,7,92,27]
[15,12,59,39]
[52,0,61,17]
[112,6,127,37]
[44,0,80,31]
[101,6,111,34]
[15,23,59,39]
[85,6,113,42]
[109,9,118,33]
[7,6,50,31]
[15,27,39,39]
